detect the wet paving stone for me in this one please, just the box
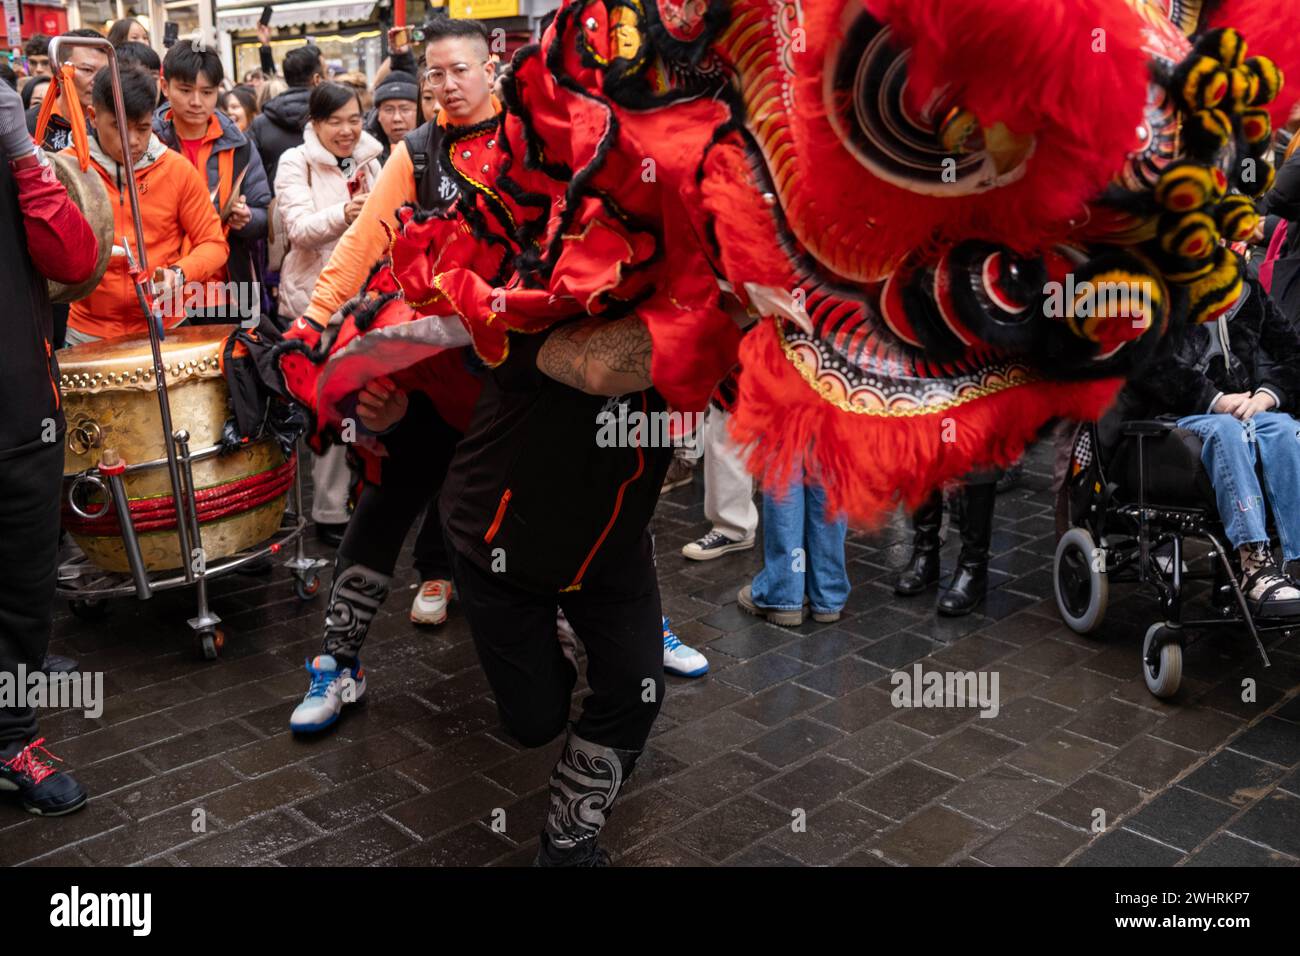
[915,727,1022,779]
[1036,772,1144,833]
[870,805,992,866]
[739,717,843,768]
[979,695,1074,744]
[1099,735,1203,793]
[174,812,317,866]
[663,751,776,809]
[387,822,515,867]
[278,816,416,867]
[829,720,931,775]
[1122,786,1237,852]
[1071,827,1185,867]
[1226,717,1300,768]
[673,794,789,862]
[9,441,1298,866]
[764,799,891,864]
[295,769,422,830]
[757,754,868,811]
[1225,790,1300,858]
[730,681,830,727]
[1185,832,1298,867]
[1004,730,1115,786]
[848,761,959,822]
[941,765,1059,829]
[970,812,1091,866]
[1179,749,1287,807]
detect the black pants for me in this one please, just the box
[0,440,63,748]
[411,503,449,582]
[338,396,459,580]
[450,531,665,752]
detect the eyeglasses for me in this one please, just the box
[378,102,417,118]
[423,62,483,88]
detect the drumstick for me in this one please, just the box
[220,167,252,223]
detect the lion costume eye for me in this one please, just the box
[822,8,1033,197]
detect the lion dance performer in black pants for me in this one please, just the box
[0,76,99,816]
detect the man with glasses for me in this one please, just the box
[24,29,108,152]
[285,18,498,741]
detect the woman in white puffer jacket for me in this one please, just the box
[274,82,384,541]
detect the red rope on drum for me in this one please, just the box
[64,457,297,537]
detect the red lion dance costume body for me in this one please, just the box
[246,0,1298,862]
[269,0,1300,526]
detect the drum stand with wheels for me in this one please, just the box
[49,37,328,659]
[58,441,327,659]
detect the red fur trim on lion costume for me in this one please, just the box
[729,319,1123,525]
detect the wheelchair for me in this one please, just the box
[1053,417,1293,699]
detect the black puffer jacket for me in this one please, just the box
[1122,278,1300,419]
[1260,148,1300,319]
[251,86,312,188]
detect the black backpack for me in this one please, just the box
[403,121,459,212]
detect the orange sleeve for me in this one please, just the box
[303,141,418,326]
[172,155,230,283]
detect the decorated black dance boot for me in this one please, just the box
[321,559,391,665]
[534,728,640,867]
[289,560,392,734]
[894,491,943,596]
[937,482,996,617]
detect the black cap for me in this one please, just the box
[374,70,418,106]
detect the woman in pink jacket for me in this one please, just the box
[274,82,383,544]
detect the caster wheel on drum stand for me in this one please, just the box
[197,628,226,661]
[294,574,321,601]
[69,598,108,621]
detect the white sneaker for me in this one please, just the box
[410,579,452,625]
[663,617,708,677]
[681,529,755,561]
[289,655,366,733]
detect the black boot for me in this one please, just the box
[895,491,943,596]
[937,482,996,617]
[534,728,639,867]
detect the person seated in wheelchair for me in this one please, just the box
[1118,274,1300,617]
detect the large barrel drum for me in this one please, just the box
[58,325,292,573]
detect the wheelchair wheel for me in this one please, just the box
[1142,623,1183,698]
[1054,527,1109,634]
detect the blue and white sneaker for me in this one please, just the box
[662,617,708,678]
[289,655,366,733]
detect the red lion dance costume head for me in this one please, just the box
[271,0,1300,524]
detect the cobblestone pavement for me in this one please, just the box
[5,443,1299,867]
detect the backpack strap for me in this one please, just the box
[403,121,444,210]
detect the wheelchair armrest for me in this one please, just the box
[1120,419,1177,437]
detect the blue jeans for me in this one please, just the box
[750,471,850,615]
[1177,411,1300,561]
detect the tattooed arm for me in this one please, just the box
[536,315,654,396]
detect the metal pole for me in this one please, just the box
[105,469,153,599]
[49,36,195,579]
[175,430,207,599]
[292,448,307,565]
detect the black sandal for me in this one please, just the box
[1242,566,1300,619]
